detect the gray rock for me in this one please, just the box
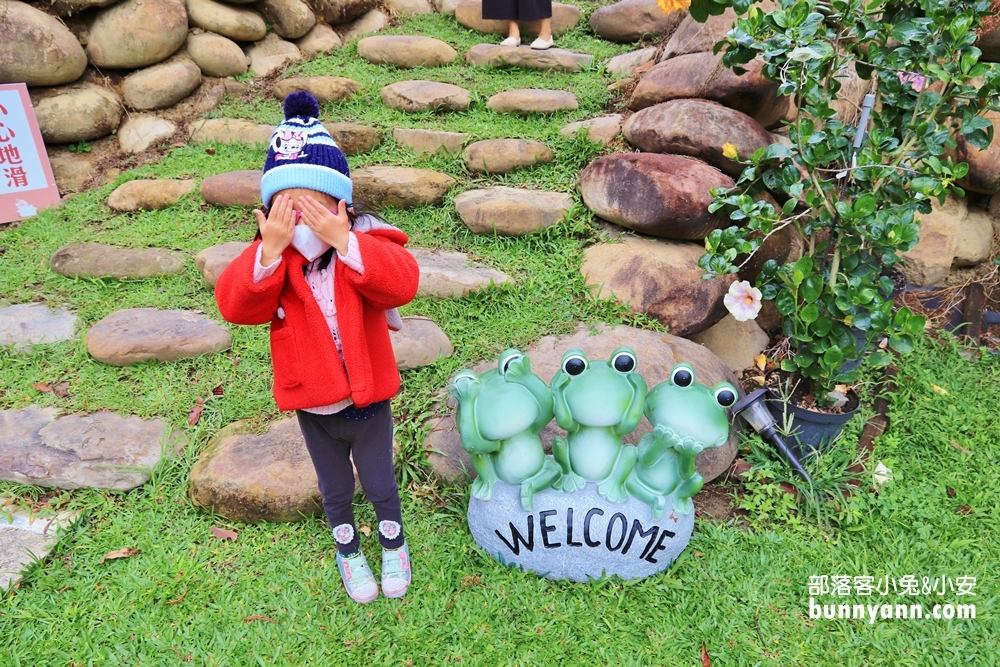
[486,89,578,115]
[352,166,456,208]
[256,0,316,39]
[121,58,203,111]
[605,48,656,77]
[87,0,188,69]
[433,0,460,13]
[117,115,178,153]
[468,481,694,582]
[327,122,382,156]
[51,243,187,279]
[295,23,343,57]
[589,0,684,43]
[358,36,458,68]
[245,32,303,76]
[383,0,434,14]
[0,0,88,87]
[186,31,250,78]
[306,0,378,25]
[464,139,553,174]
[0,500,79,592]
[200,170,262,206]
[390,316,453,369]
[106,179,197,211]
[559,115,622,146]
[455,0,580,36]
[0,406,182,490]
[188,0,267,41]
[338,8,390,42]
[689,314,771,374]
[455,187,572,236]
[393,128,469,155]
[901,196,994,285]
[196,242,252,287]
[464,44,593,73]
[272,76,361,103]
[30,83,123,144]
[380,80,472,113]
[409,247,512,298]
[85,308,232,366]
[0,304,78,348]
[189,119,273,145]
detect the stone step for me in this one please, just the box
[106,178,197,212]
[455,0,580,37]
[465,44,593,73]
[464,138,553,174]
[559,115,622,146]
[272,76,361,103]
[390,316,453,370]
[1,497,79,592]
[50,243,187,280]
[455,186,573,236]
[393,128,469,155]
[196,242,253,287]
[589,0,683,43]
[353,166,456,209]
[117,115,178,154]
[486,89,578,115]
[200,170,262,207]
[380,80,472,113]
[85,308,232,366]
[409,247,511,298]
[358,35,458,68]
[189,118,273,145]
[0,303,78,349]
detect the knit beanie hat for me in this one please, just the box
[260,91,352,209]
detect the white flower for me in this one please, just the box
[724,280,762,322]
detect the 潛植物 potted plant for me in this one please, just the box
[675,0,999,450]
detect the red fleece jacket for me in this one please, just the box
[214,228,419,411]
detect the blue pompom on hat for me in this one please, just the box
[260,91,352,208]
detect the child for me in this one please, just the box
[214,91,420,604]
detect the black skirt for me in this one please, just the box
[482,0,552,21]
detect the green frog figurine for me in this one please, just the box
[450,349,561,511]
[550,348,647,503]
[626,363,737,517]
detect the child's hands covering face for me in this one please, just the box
[297,195,351,256]
[255,193,295,266]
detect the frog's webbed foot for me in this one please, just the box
[555,471,587,494]
[471,474,495,502]
[598,445,637,503]
[470,453,498,502]
[597,478,630,504]
[551,436,585,493]
[672,495,695,515]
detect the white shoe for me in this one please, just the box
[530,37,554,50]
[500,36,520,47]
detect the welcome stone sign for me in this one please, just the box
[452,348,737,582]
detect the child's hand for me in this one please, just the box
[256,193,295,266]
[297,195,350,256]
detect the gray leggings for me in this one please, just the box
[296,403,404,555]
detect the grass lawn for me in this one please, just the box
[2,6,998,665]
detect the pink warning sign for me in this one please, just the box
[0,83,61,225]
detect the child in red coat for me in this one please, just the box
[215,92,419,603]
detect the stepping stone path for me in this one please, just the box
[357,36,458,68]
[410,247,511,298]
[189,118,273,145]
[353,166,456,209]
[272,76,361,103]
[464,138,554,174]
[1,498,79,592]
[623,99,772,177]
[50,243,187,280]
[393,128,469,155]
[589,0,684,43]
[106,179,197,212]
[465,44,593,73]
[455,0,580,36]
[201,170,262,207]
[246,33,303,77]
[455,187,572,236]
[196,242,252,287]
[117,115,178,154]
[606,47,657,77]
[578,153,733,240]
[581,236,736,336]
[380,80,472,113]
[390,316,454,370]
[425,323,741,486]
[0,405,183,490]
[486,89,578,115]
[85,308,232,366]
[560,114,622,146]
[327,122,382,156]
[0,303,78,349]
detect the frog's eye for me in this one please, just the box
[714,386,737,408]
[671,367,693,387]
[612,351,636,373]
[502,354,524,376]
[563,354,587,376]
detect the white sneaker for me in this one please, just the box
[500,36,520,47]
[530,37,554,50]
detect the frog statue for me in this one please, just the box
[625,363,737,517]
[550,348,647,503]
[450,349,561,511]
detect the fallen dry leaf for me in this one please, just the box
[205,148,216,155]
[694,551,705,557]
[878,337,889,349]
[752,375,766,387]
[359,525,371,537]
[244,615,277,623]
[212,385,225,396]
[956,505,973,515]
[99,547,139,564]
[949,441,972,456]
[188,397,204,426]
[172,142,186,148]
[931,384,949,395]
[701,643,711,667]
[52,382,70,398]
[210,526,238,541]
[165,586,188,605]
[946,487,956,497]
[754,353,767,371]
[33,382,51,392]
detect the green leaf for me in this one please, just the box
[889,335,914,354]
[792,256,813,286]
[853,194,877,217]
[800,303,820,323]
[868,351,892,368]
[776,290,796,315]
[780,358,798,372]
[800,275,823,303]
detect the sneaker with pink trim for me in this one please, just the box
[336,551,378,604]
[381,542,411,599]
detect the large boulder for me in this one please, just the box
[425,323,742,486]
[606,47,657,77]
[486,89,578,115]
[272,76,361,103]
[87,0,188,69]
[256,0,316,39]
[305,0,378,25]
[581,236,736,335]
[454,187,573,236]
[660,9,739,61]
[187,0,267,42]
[121,58,203,111]
[463,139,554,174]
[0,1,88,87]
[901,196,995,285]
[106,179,197,211]
[690,314,771,374]
[358,36,458,68]
[589,0,684,43]
[338,8,390,42]
[623,99,772,177]
[455,0,580,36]
[30,83,123,144]
[85,308,232,366]
[579,153,732,240]
[352,166,456,208]
[187,31,250,77]
[380,80,472,112]
[950,109,1000,195]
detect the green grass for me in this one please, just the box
[2,6,999,665]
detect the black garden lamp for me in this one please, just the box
[732,389,813,485]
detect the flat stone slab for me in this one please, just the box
[201,170,262,207]
[189,118,274,145]
[327,122,381,156]
[85,308,233,366]
[272,76,361,103]
[0,499,79,591]
[0,303,78,348]
[380,80,471,113]
[455,187,572,236]
[0,406,182,490]
[106,179,197,212]
[464,138,553,174]
[358,35,458,68]
[117,115,177,153]
[393,128,468,155]
[196,241,252,287]
[487,89,578,115]
[353,166,456,208]
[605,47,656,77]
[465,44,593,73]
[469,482,693,582]
[410,247,511,298]
[390,316,453,369]
[560,115,622,146]
[50,243,187,280]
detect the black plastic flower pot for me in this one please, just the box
[764,389,860,460]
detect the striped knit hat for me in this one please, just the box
[260,91,352,208]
